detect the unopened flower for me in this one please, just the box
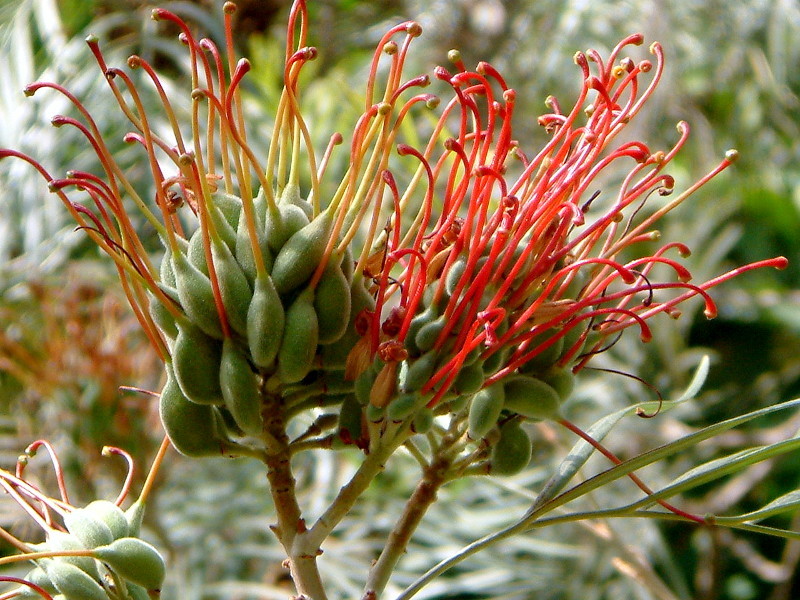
[0,1,786,463]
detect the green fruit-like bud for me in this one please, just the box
[124,500,145,538]
[452,361,485,396]
[489,420,532,476]
[210,236,253,337]
[93,537,165,591]
[481,345,511,377]
[340,244,355,283]
[160,250,178,287]
[172,250,223,338]
[354,366,377,405]
[220,338,263,436]
[235,210,273,284]
[320,274,374,369]
[17,567,57,599]
[444,258,467,297]
[272,212,333,294]
[212,192,244,230]
[386,391,429,422]
[172,322,223,405]
[414,314,446,353]
[64,508,114,549]
[399,351,438,393]
[337,394,363,444]
[43,560,106,600]
[502,375,562,420]
[315,257,351,345]
[518,331,564,375]
[247,273,285,369]
[277,288,319,383]
[187,228,210,276]
[540,367,575,401]
[43,530,97,577]
[148,287,179,340]
[159,367,226,457]
[265,203,310,252]
[467,384,505,439]
[83,501,128,540]
[412,407,434,433]
[278,182,313,219]
[209,203,238,251]
[125,584,151,600]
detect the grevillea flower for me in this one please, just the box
[0,1,787,465]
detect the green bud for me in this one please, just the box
[278,182,313,219]
[489,420,532,476]
[187,228,210,276]
[148,287,179,340]
[211,191,244,230]
[320,274,374,369]
[272,212,334,294]
[220,338,263,436]
[246,273,285,369]
[502,375,562,420]
[467,383,505,439]
[210,236,253,337]
[42,530,97,577]
[172,250,223,338]
[412,407,434,433]
[399,350,438,393]
[265,202,310,252]
[452,361,485,396]
[93,537,166,591]
[172,321,223,405]
[42,560,106,600]
[209,202,238,251]
[386,391,429,422]
[540,367,575,401]
[414,314,446,353]
[337,394,363,445]
[64,508,114,549]
[518,331,564,375]
[235,207,273,284]
[160,366,226,457]
[315,257,351,345]
[16,567,57,599]
[277,287,319,383]
[83,501,128,540]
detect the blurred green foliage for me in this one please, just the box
[0,1,798,599]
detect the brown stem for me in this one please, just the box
[261,389,328,600]
[362,454,452,599]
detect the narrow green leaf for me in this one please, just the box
[715,489,800,525]
[529,356,710,511]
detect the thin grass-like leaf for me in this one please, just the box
[530,356,710,511]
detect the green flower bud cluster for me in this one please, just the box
[18,501,164,600]
[150,188,372,455]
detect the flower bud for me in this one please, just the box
[64,508,114,549]
[272,212,333,294]
[277,287,319,383]
[172,250,223,338]
[172,321,224,405]
[93,537,166,591]
[220,337,263,436]
[502,375,562,420]
[315,257,351,344]
[467,383,505,439]
[42,560,106,600]
[159,367,227,457]
[489,420,532,476]
[83,500,128,540]
[246,273,285,369]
